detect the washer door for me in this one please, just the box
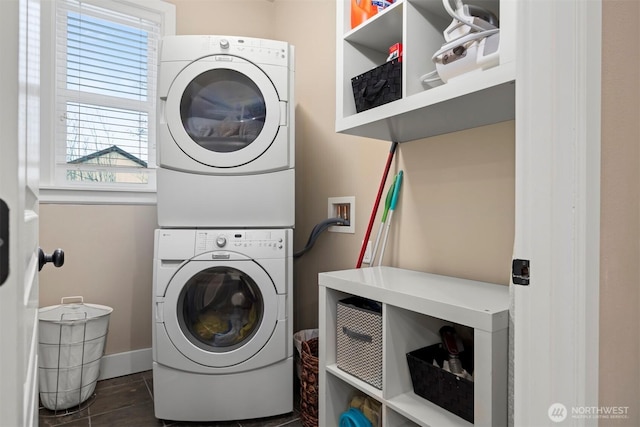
[163,259,278,367]
[165,56,282,168]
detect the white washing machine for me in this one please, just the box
[157,35,295,228]
[152,228,293,421]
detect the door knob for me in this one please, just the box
[38,248,65,271]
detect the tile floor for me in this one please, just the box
[39,371,302,427]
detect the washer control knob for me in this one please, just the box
[216,236,227,248]
[220,39,229,49]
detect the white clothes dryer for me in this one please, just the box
[157,35,295,228]
[152,228,293,421]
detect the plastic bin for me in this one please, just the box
[38,296,113,411]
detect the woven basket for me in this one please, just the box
[300,337,319,427]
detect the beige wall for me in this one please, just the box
[169,0,274,37]
[599,0,640,423]
[38,0,639,418]
[39,205,157,354]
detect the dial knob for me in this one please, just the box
[216,236,227,248]
[220,39,229,49]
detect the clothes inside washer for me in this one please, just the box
[188,271,261,348]
[213,303,258,346]
[194,312,230,340]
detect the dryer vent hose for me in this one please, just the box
[294,217,350,259]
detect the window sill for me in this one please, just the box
[40,187,157,205]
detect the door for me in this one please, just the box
[162,259,279,367]
[164,57,283,168]
[513,0,601,425]
[0,0,41,425]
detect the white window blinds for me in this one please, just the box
[55,0,160,187]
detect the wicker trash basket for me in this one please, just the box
[300,337,319,427]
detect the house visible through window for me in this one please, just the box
[52,0,166,190]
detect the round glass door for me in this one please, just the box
[177,266,263,352]
[162,259,278,367]
[164,58,281,168]
[181,69,266,154]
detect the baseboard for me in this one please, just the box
[98,348,152,380]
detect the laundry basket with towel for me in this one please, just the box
[38,296,113,412]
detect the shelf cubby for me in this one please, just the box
[336,0,516,142]
[318,266,509,426]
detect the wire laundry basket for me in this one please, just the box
[38,296,113,414]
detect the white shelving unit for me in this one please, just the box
[318,267,509,426]
[335,0,516,142]
[329,1,515,424]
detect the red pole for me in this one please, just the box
[356,141,398,268]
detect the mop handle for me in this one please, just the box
[389,170,403,211]
[377,171,403,266]
[381,175,397,224]
[356,141,398,268]
[370,175,397,264]
[377,211,393,266]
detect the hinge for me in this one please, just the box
[512,259,530,285]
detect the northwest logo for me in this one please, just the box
[548,403,568,422]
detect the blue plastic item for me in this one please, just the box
[339,408,372,427]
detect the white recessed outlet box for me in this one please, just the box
[328,196,355,233]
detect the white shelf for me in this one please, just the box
[319,267,509,331]
[387,392,473,427]
[326,363,384,400]
[318,266,509,427]
[335,0,516,142]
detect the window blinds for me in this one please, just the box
[55,0,160,183]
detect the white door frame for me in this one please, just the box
[513,0,601,425]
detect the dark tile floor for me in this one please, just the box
[39,371,302,427]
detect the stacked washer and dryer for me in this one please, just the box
[152,35,295,422]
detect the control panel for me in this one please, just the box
[195,229,288,257]
[208,36,288,66]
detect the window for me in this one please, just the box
[41,0,175,203]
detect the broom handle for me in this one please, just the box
[370,175,397,265]
[376,170,403,266]
[356,141,398,268]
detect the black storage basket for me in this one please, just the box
[406,344,474,423]
[351,59,402,113]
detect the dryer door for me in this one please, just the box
[162,259,278,367]
[165,56,282,168]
